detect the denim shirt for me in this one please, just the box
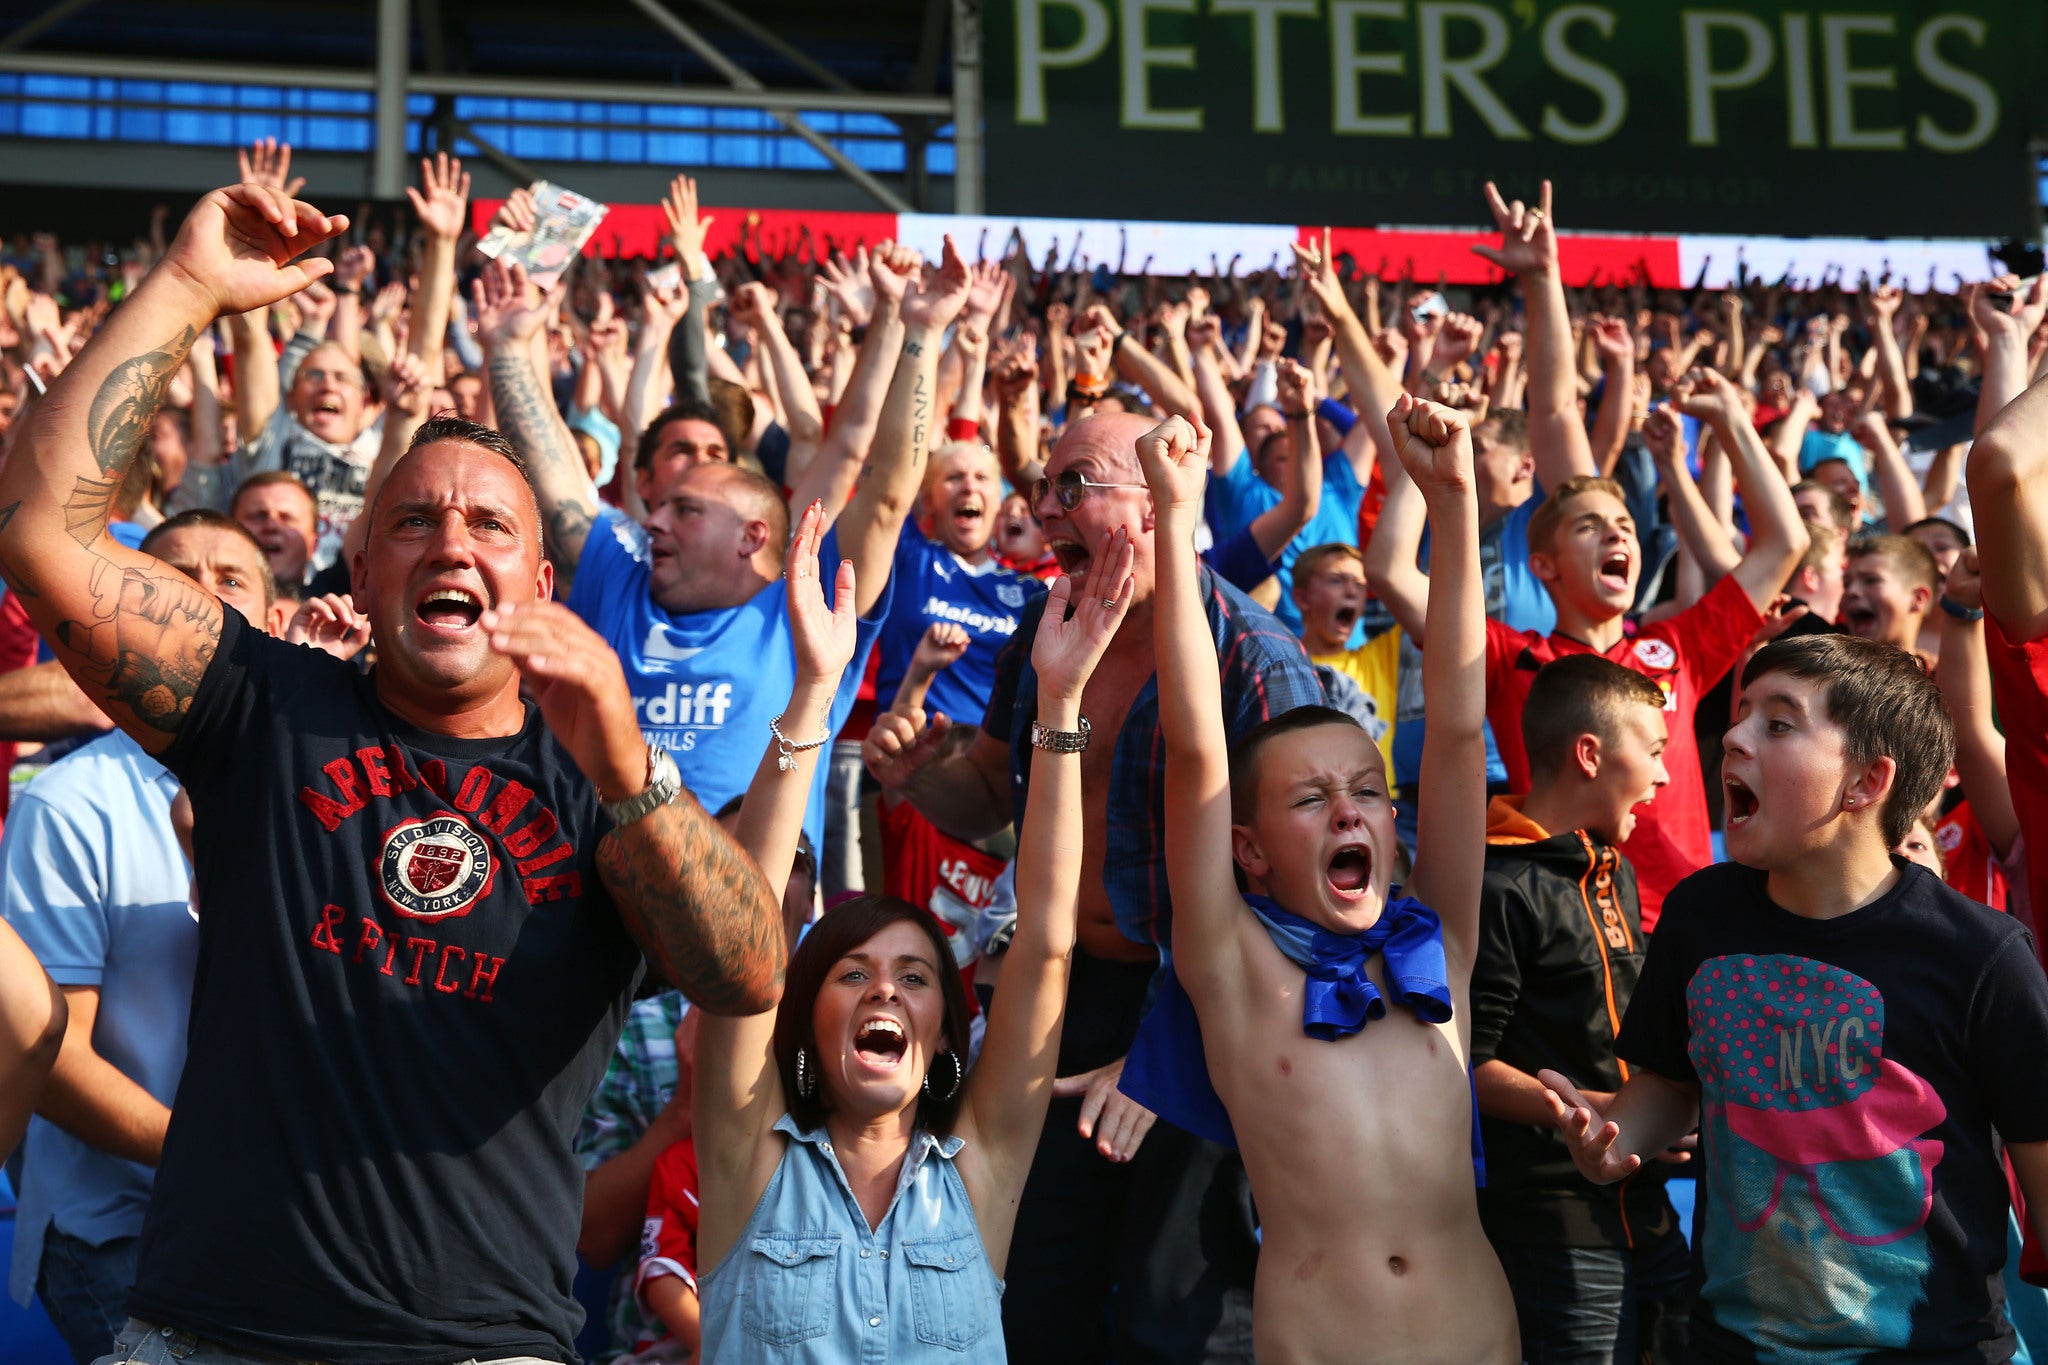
[699,1115,1005,1363]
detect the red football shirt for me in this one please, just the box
[634,1137,700,1351]
[1986,617,2048,949]
[1935,799,2009,912]
[0,590,41,828]
[1484,573,1763,930]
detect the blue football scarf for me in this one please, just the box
[1120,893,1485,1184]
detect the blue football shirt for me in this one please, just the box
[568,510,889,852]
[873,522,1047,724]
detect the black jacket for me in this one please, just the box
[1471,797,1677,1249]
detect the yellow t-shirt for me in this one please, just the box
[1311,626,1401,775]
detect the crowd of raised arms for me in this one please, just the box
[2,137,2048,1365]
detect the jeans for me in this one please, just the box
[91,1320,561,1365]
[39,1229,139,1365]
[821,740,865,898]
[1492,1227,1693,1365]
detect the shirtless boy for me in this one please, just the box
[1140,399,1516,1363]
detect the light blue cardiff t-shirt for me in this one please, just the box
[875,522,1047,723]
[1203,447,1365,633]
[568,509,888,853]
[5,729,196,1308]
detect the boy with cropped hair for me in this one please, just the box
[1841,532,1942,666]
[1291,541,1400,772]
[1472,654,1690,1363]
[1546,633,2048,1361]
[1135,398,1517,1360]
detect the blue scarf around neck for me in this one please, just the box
[1120,891,1484,1184]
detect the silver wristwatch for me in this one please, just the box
[603,744,681,827]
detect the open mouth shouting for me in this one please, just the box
[852,1015,908,1072]
[1596,550,1633,597]
[415,584,485,637]
[949,495,988,537]
[1049,534,1090,578]
[1724,773,1759,827]
[1326,842,1374,901]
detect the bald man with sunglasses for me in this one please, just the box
[865,409,1329,1364]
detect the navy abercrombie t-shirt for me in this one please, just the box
[131,608,644,1364]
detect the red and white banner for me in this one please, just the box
[474,201,1998,292]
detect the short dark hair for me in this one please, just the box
[1740,634,1952,848]
[1902,515,1971,550]
[1791,480,1855,536]
[1228,705,1368,824]
[771,895,974,1135]
[1521,655,1668,785]
[1847,532,1941,599]
[635,397,734,473]
[1474,408,1530,455]
[371,416,539,534]
[231,469,318,519]
[141,508,277,609]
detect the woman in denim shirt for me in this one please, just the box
[693,509,1132,1361]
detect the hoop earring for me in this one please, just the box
[795,1046,816,1099]
[922,1049,964,1103]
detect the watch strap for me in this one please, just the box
[603,744,681,826]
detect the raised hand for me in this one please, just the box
[863,705,952,792]
[470,257,559,349]
[335,244,376,292]
[1385,392,1474,494]
[1274,356,1318,414]
[1538,1069,1640,1184]
[1051,1057,1156,1164]
[1944,544,1983,613]
[1185,283,1211,319]
[963,259,1009,330]
[481,599,646,802]
[785,500,858,685]
[1034,526,1134,702]
[661,174,714,275]
[1435,311,1484,369]
[1135,412,1212,516]
[285,593,374,661]
[490,185,538,238]
[1590,315,1634,371]
[406,153,471,243]
[1074,324,1114,380]
[1971,272,2048,344]
[818,248,875,326]
[1641,406,1685,468]
[1290,227,1352,322]
[297,280,337,333]
[728,280,778,330]
[159,184,349,319]
[911,621,972,676]
[901,236,972,332]
[1668,366,1744,426]
[1471,179,1557,279]
[382,348,431,418]
[868,240,922,309]
[237,137,305,197]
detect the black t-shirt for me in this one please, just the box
[131,609,644,1364]
[1617,859,2048,1363]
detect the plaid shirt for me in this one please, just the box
[983,565,1326,948]
[574,990,688,1364]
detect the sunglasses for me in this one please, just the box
[1032,468,1148,512]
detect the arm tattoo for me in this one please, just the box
[63,475,120,549]
[596,797,783,1016]
[0,500,35,599]
[87,325,198,478]
[908,368,931,457]
[54,552,220,732]
[487,351,598,583]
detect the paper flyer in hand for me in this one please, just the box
[476,182,610,288]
